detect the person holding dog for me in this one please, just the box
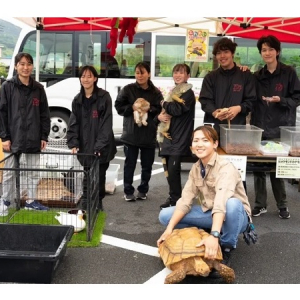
[115,62,163,201]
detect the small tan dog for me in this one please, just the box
[133,98,150,127]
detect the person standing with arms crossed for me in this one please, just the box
[0,52,50,216]
[158,63,196,209]
[251,35,300,219]
[115,62,163,202]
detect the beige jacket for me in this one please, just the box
[175,152,252,221]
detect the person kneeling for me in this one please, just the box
[157,125,254,275]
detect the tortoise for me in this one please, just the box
[158,227,235,284]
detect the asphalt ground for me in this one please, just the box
[5,145,300,297]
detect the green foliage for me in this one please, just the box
[0,63,7,77]
[0,19,21,55]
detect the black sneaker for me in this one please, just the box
[160,197,176,209]
[278,207,290,219]
[252,207,267,217]
[136,192,147,200]
[209,246,233,279]
[124,194,136,202]
[221,247,233,267]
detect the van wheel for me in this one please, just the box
[49,110,69,140]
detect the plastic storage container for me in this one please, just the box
[220,124,264,155]
[280,126,300,156]
[105,164,120,194]
[259,141,290,156]
[0,224,74,283]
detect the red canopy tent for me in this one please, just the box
[14,17,300,80]
[35,17,113,31]
[219,17,300,44]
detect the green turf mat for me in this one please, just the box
[1,209,106,248]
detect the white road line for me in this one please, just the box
[101,234,159,257]
[101,234,170,284]
[115,167,164,187]
[144,268,172,284]
[114,156,163,165]
[106,151,169,283]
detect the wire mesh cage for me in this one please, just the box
[0,149,100,242]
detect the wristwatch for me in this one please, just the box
[210,231,221,239]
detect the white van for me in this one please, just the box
[7,29,218,140]
[7,28,300,141]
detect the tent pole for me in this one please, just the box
[36,29,40,82]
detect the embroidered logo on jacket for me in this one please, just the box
[275,83,283,92]
[233,84,242,92]
[92,110,99,118]
[32,98,40,106]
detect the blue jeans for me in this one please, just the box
[158,198,249,248]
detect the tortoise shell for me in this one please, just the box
[159,227,223,267]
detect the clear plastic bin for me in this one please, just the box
[105,164,120,194]
[220,124,264,155]
[280,126,300,156]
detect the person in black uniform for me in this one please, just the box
[67,65,117,211]
[200,37,256,138]
[0,52,50,216]
[199,38,257,194]
[251,35,300,219]
[158,63,196,209]
[115,62,163,202]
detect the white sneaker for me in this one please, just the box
[0,199,9,217]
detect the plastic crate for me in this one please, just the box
[280,126,300,156]
[220,124,264,155]
[259,141,290,156]
[0,224,74,283]
[105,164,120,194]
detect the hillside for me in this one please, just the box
[0,19,21,57]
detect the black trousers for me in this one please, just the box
[123,144,155,195]
[163,155,182,202]
[253,171,287,209]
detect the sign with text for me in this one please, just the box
[224,155,247,181]
[276,156,300,178]
[185,29,209,62]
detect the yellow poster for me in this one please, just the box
[185,29,209,62]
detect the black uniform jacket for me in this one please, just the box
[200,64,256,135]
[115,81,163,148]
[159,87,196,156]
[251,62,300,139]
[0,75,50,153]
[67,87,117,166]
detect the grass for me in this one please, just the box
[1,209,106,248]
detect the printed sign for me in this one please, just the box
[185,29,209,62]
[223,155,247,181]
[276,157,300,178]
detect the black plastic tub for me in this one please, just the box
[0,224,74,283]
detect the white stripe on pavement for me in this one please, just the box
[101,234,159,257]
[101,234,170,284]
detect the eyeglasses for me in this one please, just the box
[203,123,214,128]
